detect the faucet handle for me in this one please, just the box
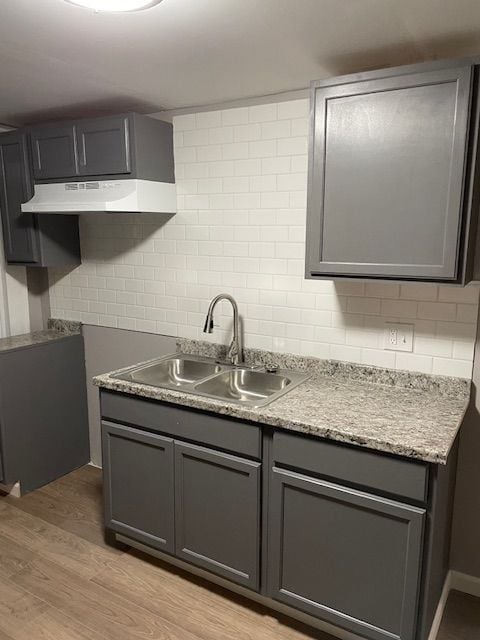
[265,364,279,374]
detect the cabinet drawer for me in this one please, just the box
[100,390,261,460]
[272,431,428,502]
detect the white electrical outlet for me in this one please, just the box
[384,322,414,352]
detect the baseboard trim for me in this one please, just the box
[427,572,452,640]
[427,570,480,640]
[450,570,480,598]
[0,481,21,497]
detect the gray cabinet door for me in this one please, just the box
[175,441,261,590]
[31,124,78,179]
[76,116,131,176]
[268,467,425,640]
[0,132,38,263]
[306,66,473,280]
[102,421,174,552]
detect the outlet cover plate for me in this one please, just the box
[384,322,414,352]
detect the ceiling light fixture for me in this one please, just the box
[66,0,163,12]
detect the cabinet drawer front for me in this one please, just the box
[268,468,425,640]
[100,390,261,459]
[102,421,174,552]
[273,431,428,502]
[175,441,261,590]
[306,66,473,280]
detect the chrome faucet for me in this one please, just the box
[203,293,243,365]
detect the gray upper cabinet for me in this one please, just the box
[0,130,80,266]
[0,132,37,263]
[175,441,261,590]
[31,123,78,180]
[102,421,175,552]
[306,65,476,282]
[268,467,425,640]
[76,116,131,176]
[29,112,174,183]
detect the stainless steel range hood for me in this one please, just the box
[21,179,177,214]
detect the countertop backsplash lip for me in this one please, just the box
[47,318,83,336]
[176,338,471,400]
[93,338,471,465]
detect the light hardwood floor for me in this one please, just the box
[0,465,477,640]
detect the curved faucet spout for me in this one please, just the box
[203,293,243,365]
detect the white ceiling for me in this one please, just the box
[2,0,480,126]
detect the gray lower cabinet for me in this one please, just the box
[175,441,261,590]
[100,394,455,640]
[306,63,478,283]
[0,334,89,493]
[102,421,175,552]
[267,467,425,640]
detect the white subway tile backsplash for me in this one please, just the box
[418,301,456,321]
[195,110,222,129]
[208,126,234,145]
[221,107,249,126]
[248,103,278,123]
[233,124,261,142]
[48,100,479,379]
[456,304,478,324]
[395,352,433,374]
[432,357,472,378]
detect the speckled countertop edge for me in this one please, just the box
[0,320,81,354]
[93,340,471,465]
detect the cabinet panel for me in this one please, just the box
[175,441,260,590]
[306,66,473,280]
[268,467,425,640]
[273,430,428,502]
[31,125,78,179]
[102,421,174,552]
[100,391,261,459]
[76,116,131,177]
[0,132,38,263]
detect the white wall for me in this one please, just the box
[49,99,480,378]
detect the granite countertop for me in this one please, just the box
[0,320,81,354]
[93,340,471,465]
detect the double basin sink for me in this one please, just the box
[112,354,310,408]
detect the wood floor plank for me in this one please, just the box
[0,530,38,580]
[1,464,477,640]
[4,485,108,550]
[0,576,47,637]
[438,590,480,640]
[11,607,107,640]
[94,549,327,640]
[0,500,121,579]
[11,556,203,640]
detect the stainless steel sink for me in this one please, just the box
[114,356,224,388]
[111,354,310,408]
[193,369,292,405]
